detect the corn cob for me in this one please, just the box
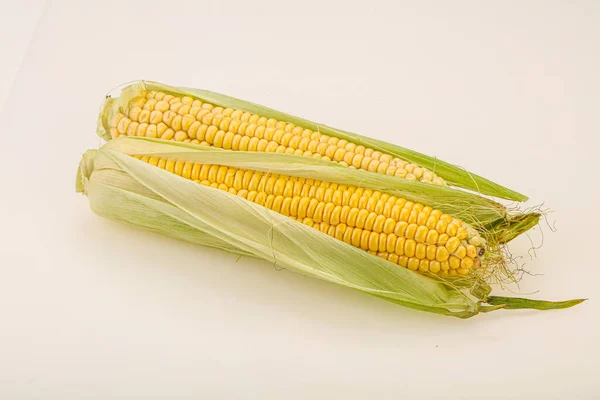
[133,154,486,276]
[75,137,584,317]
[98,81,529,202]
[109,90,446,186]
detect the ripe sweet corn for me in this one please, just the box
[109,90,446,186]
[97,81,530,202]
[133,154,486,277]
[76,137,584,317]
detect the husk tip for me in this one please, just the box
[76,149,99,194]
[486,296,586,311]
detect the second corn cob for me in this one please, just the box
[76,137,584,317]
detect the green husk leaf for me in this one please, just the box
[78,150,254,258]
[104,136,507,227]
[484,212,542,244]
[97,80,527,201]
[486,296,586,310]
[76,149,97,193]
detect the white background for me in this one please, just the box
[1,1,598,399]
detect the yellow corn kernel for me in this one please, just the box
[405,224,418,239]
[466,245,478,259]
[426,245,437,261]
[397,256,409,268]
[436,247,450,262]
[435,219,448,234]
[449,256,461,270]
[414,226,428,243]
[116,116,131,134]
[461,258,474,269]
[395,237,406,256]
[404,240,416,257]
[418,259,430,272]
[174,131,188,142]
[407,209,419,224]
[161,128,175,140]
[425,230,439,245]
[126,122,139,136]
[437,233,449,246]
[138,109,150,123]
[157,122,168,136]
[145,125,158,138]
[445,237,461,253]
[407,258,420,271]
[446,224,458,237]
[415,243,427,259]
[143,98,157,109]
[454,246,467,259]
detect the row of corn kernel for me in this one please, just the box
[302,218,473,275]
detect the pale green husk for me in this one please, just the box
[98,80,527,202]
[78,145,478,317]
[76,138,584,317]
